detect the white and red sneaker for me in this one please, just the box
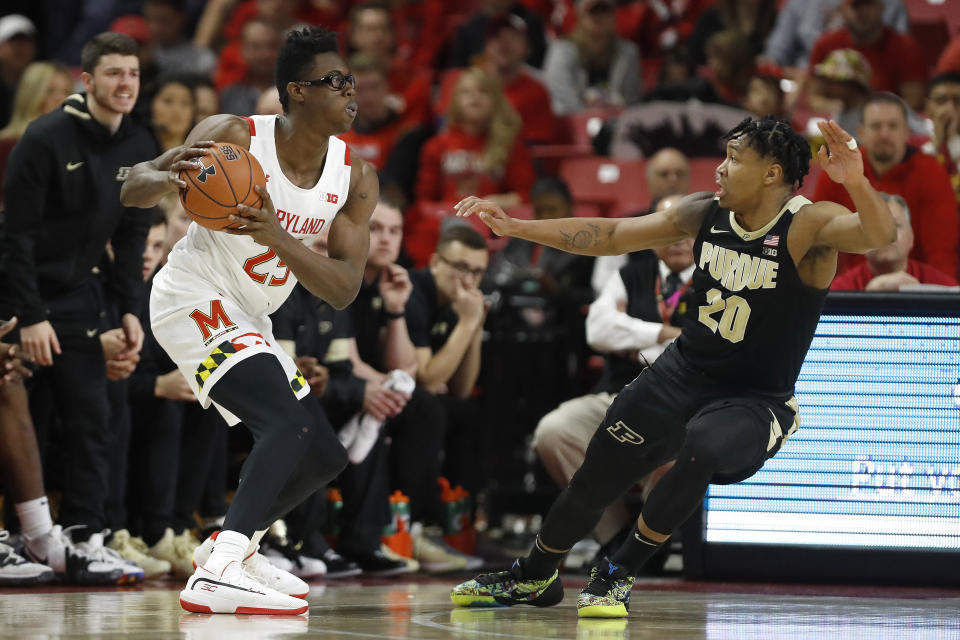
[193,531,309,598]
[179,560,308,615]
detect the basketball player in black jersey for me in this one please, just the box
[450,117,895,618]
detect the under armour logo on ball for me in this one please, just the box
[196,164,216,183]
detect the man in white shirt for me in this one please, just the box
[532,195,694,552]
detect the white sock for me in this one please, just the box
[15,496,53,541]
[205,530,250,575]
[246,529,267,557]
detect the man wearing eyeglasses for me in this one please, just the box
[120,26,376,615]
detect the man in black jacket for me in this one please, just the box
[0,32,157,563]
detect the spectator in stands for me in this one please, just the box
[543,0,641,115]
[220,19,280,116]
[686,0,777,67]
[482,11,557,144]
[809,48,872,135]
[148,76,196,151]
[616,0,712,61]
[808,0,926,110]
[347,1,431,125]
[254,86,282,115]
[922,73,960,206]
[191,76,219,124]
[340,53,419,170]
[743,64,786,119]
[0,61,73,205]
[813,93,958,278]
[591,149,691,293]
[143,0,216,78]
[831,194,958,290]
[451,1,547,70]
[0,14,38,127]
[534,194,695,565]
[936,34,960,75]
[0,32,155,578]
[411,67,534,265]
[763,0,908,69]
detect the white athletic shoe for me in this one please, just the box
[193,531,310,598]
[150,528,198,578]
[179,560,308,615]
[106,530,171,578]
[0,530,54,586]
[261,546,327,579]
[75,531,146,585]
[24,525,125,585]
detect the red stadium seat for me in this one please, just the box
[912,19,951,68]
[558,156,649,216]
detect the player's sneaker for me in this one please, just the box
[261,542,327,579]
[107,529,171,578]
[149,528,197,578]
[379,544,419,573]
[179,560,308,615]
[577,558,635,618]
[320,548,363,579]
[346,548,412,577]
[450,559,563,608]
[193,531,309,598]
[23,525,124,585]
[0,530,54,586]
[75,531,145,585]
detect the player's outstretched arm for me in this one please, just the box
[455,192,712,256]
[809,120,896,253]
[120,115,250,208]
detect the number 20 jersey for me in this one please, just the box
[157,115,351,317]
[675,195,828,397]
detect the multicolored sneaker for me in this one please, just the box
[450,559,563,608]
[577,558,635,618]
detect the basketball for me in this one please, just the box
[179,142,266,230]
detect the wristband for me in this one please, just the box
[384,309,405,319]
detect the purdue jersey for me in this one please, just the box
[676,195,827,396]
[155,115,352,317]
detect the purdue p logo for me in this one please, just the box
[606,421,645,445]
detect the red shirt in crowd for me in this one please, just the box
[436,69,557,144]
[415,125,535,204]
[812,147,959,278]
[339,112,419,170]
[809,27,927,94]
[936,34,960,74]
[830,260,958,290]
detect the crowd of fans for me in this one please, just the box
[0,0,958,584]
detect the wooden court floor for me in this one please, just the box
[2,575,959,639]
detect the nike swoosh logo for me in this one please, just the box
[85,329,98,338]
[633,532,658,546]
[709,226,727,234]
[66,162,84,171]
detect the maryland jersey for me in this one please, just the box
[676,195,827,396]
[154,115,352,317]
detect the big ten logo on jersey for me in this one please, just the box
[190,300,239,346]
[606,421,645,446]
[276,208,327,236]
[319,192,339,204]
[699,241,779,292]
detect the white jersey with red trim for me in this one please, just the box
[155,115,352,317]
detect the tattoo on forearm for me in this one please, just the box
[559,223,601,251]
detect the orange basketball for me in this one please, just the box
[179,142,266,230]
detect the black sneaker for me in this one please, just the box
[347,549,413,577]
[321,548,362,579]
[577,557,635,618]
[450,559,563,608]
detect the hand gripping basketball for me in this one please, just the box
[224,185,287,248]
[166,141,215,190]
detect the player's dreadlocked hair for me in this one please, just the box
[723,116,811,189]
[276,26,340,112]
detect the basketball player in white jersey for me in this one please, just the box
[120,27,377,615]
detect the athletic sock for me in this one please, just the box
[610,525,666,575]
[15,496,54,541]
[205,530,250,575]
[520,537,566,580]
[246,529,267,557]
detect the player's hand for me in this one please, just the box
[450,279,485,326]
[0,318,32,385]
[155,370,196,401]
[166,141,216,190]
[106,351,140,381]
[454,196,517,237]
[933,111,958,148]
[817,120,865,186]
[20,320,61,367]
[362,382,408,421]
[379,264,412,313]
[120,313,144,356]
[226,185,286,248]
